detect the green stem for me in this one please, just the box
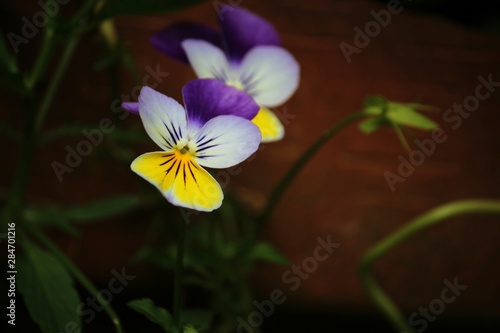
[0,31,19,74]
[34,35,79,132]
[359,199,500,333]
[3,96,36,229]
[31,226,124,333]
[255,112,365,233]
[174,217,187,331]
[26,26,56,90]
[71,0,101,25]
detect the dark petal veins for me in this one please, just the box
[188,161,198,184]
[164,122,180,143]
[240,70,261,96]
[196,144,219,153]
[196,135,219,148]
[196,155,219,159]
[160,133,174,149]
[174,160,182,178]
[166,159,179,175]
[183,163,187,188]
[160,155,176,166]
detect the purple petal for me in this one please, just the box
[151,22,222,63]
[121,102,139,114]
[218,5,281,62]
[182,79,259,132]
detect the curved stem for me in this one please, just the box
[31,226,124,333]
[255,112,365,233]
[174,217,187,331]
[359,199,500,333]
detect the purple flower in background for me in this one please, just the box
[130,79,261,212]
[150,5,300,142]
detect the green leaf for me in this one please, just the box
[41,124,147,145]
[108,126,147,143]
[96,0,207,21]
[128,298,175,332]
[362,98,438,132]
[17,241,82,333]
[359,118,386,134]
[23,206,79,236]
[40,124,92,145]
[247,242,290,266]
[23,195,141,230]
[387,103,438,130]
[64,195,141,222]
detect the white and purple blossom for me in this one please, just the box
[150,5,300,142]
[130,79,261,212]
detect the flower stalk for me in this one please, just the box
[359,200,500,333]
[256,111,365,234]
[174,217,187,332]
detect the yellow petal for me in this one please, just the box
[252,107,284,142]
[131,151,223,212]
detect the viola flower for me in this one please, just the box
[131,79,261,212]
[150,5,300,142]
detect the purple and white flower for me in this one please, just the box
[150,5,300,142]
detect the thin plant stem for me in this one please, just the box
[0,31,19,74]
[34,35,79,132]
[174,217,187,331]
[3,96,36,229]
[71,0,101,25]
[26,26,56,90]
[359,199,500,333]
[255,112,365,233]
[31,226,124,333]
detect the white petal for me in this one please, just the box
[138,86,188,150]
[182,39,232,80]
[193,115,261,169]
[238,46,300,107]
